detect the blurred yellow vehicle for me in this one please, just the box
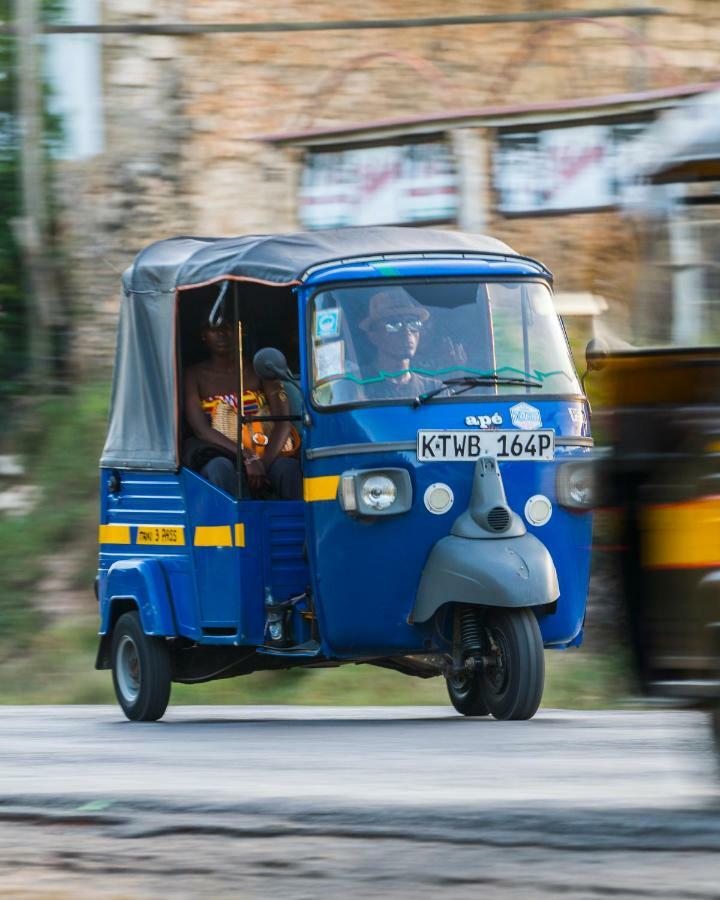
[592,345,720,744]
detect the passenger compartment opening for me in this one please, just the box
[177,282,303,500]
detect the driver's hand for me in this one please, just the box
[443,337,468,366]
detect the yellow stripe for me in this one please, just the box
[136,525,185,546]
[234,523,246,547]
[642,498,720,568]
[194,525,233,547]
[303,475,340,502]
[98,524,131,545]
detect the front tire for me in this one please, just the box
[111,611,171,721]
[480,607,545,721]
[446,670,489,716]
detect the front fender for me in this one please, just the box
[101,558,177,637]
[412,532,560,624]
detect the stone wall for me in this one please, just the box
[54,0,720,364]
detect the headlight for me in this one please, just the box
[557,460,595,509]
[338,468,412,517]
[361,475,397,510]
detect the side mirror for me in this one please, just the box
[253,347,290,381]
[585,337,610,373]
[581,337,610,395]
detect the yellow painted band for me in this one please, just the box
[136,525,185,546]
[194,525,233,547]
[304,475,340,502]
[100,523,245,548]
[98,524,131,545]
[642,497,720,569]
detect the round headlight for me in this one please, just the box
[361,475,397,511]
[567,467,594,506]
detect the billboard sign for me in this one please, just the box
[300,140,458,229]
[494,121,646,214]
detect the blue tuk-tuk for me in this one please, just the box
[97,227,593,721]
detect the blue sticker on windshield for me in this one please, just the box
[316,309,340,339]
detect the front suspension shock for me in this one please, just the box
[459,606,483,656]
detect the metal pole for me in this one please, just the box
[13,0,59,387]
[234,283,245,499]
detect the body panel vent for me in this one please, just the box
[487,506,511,532]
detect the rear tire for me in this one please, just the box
[111,611,171,721]
[480,607,545,721]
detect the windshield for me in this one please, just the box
[310,280,581,407]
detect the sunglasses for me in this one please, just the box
[380,317,424,334]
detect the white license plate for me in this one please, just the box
[417,429,555,462]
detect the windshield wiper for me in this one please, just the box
[413,375,543,407]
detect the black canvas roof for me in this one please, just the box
[123,227,522,295]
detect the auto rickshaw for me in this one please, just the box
[587,89,720,751]
[96,226,594,721]
[591,345,720,743]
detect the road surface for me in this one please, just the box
[1,706,719,897]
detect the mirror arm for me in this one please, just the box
[209,280,229,327]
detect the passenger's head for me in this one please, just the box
[360,289,429,362]
[201,321,234,357]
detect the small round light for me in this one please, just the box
[361,475,397,511]
[424,483,454,515]
[525,494,552,527]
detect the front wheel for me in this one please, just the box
[480,607,545,720]
[446,670,489,717]
[111,611,171,721]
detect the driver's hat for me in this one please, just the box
[360,288,430,331]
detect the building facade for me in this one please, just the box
[49,0,720,359]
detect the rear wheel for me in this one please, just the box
[480,607,545,721]
[111,611,171,721]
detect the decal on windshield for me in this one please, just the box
[315,340,345,382]
[315,309,341,339]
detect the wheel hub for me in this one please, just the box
[484,629,510,695]
[116,634,141,703]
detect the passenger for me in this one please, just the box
[184,321,302,500]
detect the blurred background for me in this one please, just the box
[1,0,719,706]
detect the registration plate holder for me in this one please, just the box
[417,429,555,462]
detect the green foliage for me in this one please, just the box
[0,381,110,659]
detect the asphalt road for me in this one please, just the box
[1,706,720,898]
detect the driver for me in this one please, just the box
[358,289,442,400]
